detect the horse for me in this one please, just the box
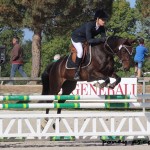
[41,36,135,118]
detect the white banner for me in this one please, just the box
[71,78,137,96]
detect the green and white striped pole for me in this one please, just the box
[0,95,136,101]
[0,102,150,109]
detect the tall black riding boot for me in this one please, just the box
[74,57,82,80]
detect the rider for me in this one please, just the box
[71,9,108,80]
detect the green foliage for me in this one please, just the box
[136,0,150,18]
[135,0,149,39]
[41,36,70,73]
[135,0,150,76]
[143,57,150,73]
[106,0,137,38]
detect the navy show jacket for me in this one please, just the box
[71,21,106,44]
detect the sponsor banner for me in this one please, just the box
[71,78,137,96]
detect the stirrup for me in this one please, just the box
[74,75,80,80]
[74,71,80,80]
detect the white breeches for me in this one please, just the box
[71,39,83,58]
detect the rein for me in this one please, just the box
[104,37,116,55]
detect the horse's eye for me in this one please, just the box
[122,49,126,53]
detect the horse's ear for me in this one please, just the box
[122,39,136,46]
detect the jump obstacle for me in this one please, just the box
[0,93,150,142]
[0,78,150,143]
[0,94,149,109]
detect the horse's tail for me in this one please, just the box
[41,63,54,95]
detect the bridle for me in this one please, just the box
[104,37,133,63]
[104,37,133,55]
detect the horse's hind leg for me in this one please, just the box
[41,71,52,115]
[42,76,63,130]
[57,80,77,115]
[41,71,51,129]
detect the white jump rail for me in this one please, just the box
[0,112,150,139]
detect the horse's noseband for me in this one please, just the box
[118,44,133,55]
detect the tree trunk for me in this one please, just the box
[30,32,41,84]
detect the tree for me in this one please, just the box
[0,0,114,82]
[135,0,149,41]
[41,35,70,73]
[106,0,137,38]
[135,0,150,76]
[136,0,150,18]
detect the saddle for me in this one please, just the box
[66,42,92,69]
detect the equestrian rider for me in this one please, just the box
[71,9,108,80]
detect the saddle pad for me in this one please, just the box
[66,46,92,69]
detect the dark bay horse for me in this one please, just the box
[42,36,135,116]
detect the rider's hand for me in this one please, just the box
[99,37,107,42]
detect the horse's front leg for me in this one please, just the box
[52,100,66,129]
[53,80,77,129]
[94,77,110,88]
[108,73,121,89]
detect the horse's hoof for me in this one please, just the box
[106,83,111,88]
[52,123,55,130]
[99,83,106,88]
[108,85,115,89]
[41,118,48,130]
[93,82,101,88]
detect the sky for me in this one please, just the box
[127,0,136,8]
[23,28,33,41]
[23,0,136,41]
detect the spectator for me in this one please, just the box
[134,38,148,78]
[6,36,27,85]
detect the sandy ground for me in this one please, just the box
[0,141,150,150]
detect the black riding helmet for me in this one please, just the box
[94,9,108,20]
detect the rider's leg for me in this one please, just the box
[138,69,141,78]
[137,62,142,78]
[71,39,83,80]
[134,62,138,76]
[74,57,82,80]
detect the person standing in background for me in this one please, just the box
[6,36,27,85]
[134,38,148,78]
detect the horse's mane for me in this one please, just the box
[91,36,122,47]
[108,36,122,44]
[109,36,123,40]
